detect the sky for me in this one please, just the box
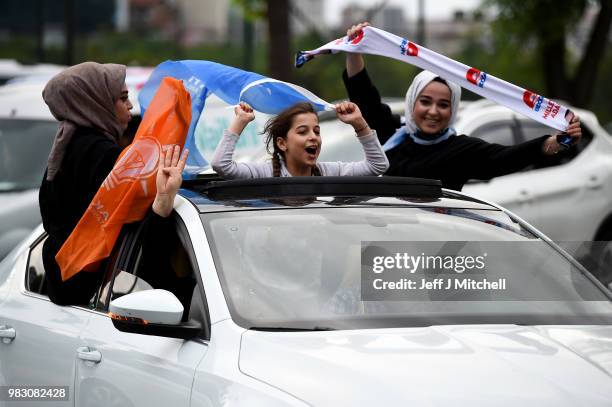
[324,0,484,26]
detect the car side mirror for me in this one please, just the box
[109,289,201,339]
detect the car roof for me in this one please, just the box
[0,66,153,120]
[179,176,500,213]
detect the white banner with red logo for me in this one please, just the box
[296,26,572,132]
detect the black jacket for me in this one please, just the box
[343,68,549,191]
[39,127,121,305]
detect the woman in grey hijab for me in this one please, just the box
[39,62,185,305]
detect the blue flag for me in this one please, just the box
[138,60,334,176]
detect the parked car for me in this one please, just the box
[0,59,64,85]
[1,176,611,406]
[281,99,612,283]
[0,67,152,260]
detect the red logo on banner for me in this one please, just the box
[466,68,481,85]
[523,90,536,108]
[407,42,418,56]
[523,90,544,111]
[400,39,419,57]
[350,30,364,44]
[466,67,487,88]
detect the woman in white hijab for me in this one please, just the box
[342,22,582,191]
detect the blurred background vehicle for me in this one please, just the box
[0,59,64,85]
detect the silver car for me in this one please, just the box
[1,176,612,405]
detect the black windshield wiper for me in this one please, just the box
[249,326,335,332]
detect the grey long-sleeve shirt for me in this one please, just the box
[211,129,389,179]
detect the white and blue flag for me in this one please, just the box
[139,60,334,176]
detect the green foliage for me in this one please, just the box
[231,0,267,21]
[487,0,587,43]
[290,31,418,102]
[456,24,545,96]
[588,45,612,125]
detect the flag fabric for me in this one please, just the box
[296,26,572,132]
[56,77,191,281]
[139,60,335,176]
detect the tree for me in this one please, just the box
[489,0,612,107]
[267,0,291,81]
[232,0,291,80]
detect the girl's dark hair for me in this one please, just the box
[263,102,321,177]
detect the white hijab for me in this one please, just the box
[404,70,462,134]
[383,70,462,150]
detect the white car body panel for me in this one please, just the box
[239,326,612,406]
[460,106,612,241]
[0,271,91,407]
[191,319,307,406]
[76,311,206,407]
[173,195,231,324]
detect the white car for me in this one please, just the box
[288,100,612,283]
[1,177,612,406]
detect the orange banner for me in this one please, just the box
[56,77,191,281]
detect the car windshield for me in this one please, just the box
[0,119,56,191]
[203,206,612,330]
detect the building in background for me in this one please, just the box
[370,6,408,38]
[340,3,367,32]
[176,0,229,45]
[426,11,488,56]
[291,0,325,36]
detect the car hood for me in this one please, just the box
[239,325,612,406]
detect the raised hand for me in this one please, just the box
[335,101,370,137]
[347,21,369,41]
[346,22,369,76]
[229,102,255,135]
[152,145,189,217]
[544,115,582,155]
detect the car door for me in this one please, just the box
[462,117,543,226]
[509,120,595,241]
[74,215,210,407]
[0,234,92,407]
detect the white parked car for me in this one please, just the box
[1,177,611,406]
[289,99,612,283]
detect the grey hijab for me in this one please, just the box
[42,61,126,180]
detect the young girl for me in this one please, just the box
[211,101,389,178]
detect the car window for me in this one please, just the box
[520,120,593,150]
[24,234,116,308]
[97,216,205,326]
[470,122,518,145]
[203,207,612,330]
[25,235,47,295]
[0,119,56,191]
[518,121,592,169]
